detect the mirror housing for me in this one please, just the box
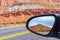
[28,16,55,35]
[26,14,60,39]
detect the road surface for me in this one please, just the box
[0,26,59,40]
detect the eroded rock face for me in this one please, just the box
[0,0,59,27]
[0,0,60,10]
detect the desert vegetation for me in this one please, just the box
[0,9,60,27]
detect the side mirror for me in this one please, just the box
[27,16,55,35]
[26,14,60,39]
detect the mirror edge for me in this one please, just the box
[26,14,56,37]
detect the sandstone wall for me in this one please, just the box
[0,9,59,25]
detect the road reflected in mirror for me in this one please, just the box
[28,16,55,35]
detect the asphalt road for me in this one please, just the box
[0,26,60,40]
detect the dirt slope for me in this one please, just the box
[30,24,51,32]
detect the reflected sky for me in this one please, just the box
[29,16,55,28]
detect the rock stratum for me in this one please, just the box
[0,9,59,27]
[0,0,60,27]
[0,0,60,10]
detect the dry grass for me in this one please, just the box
[0,22,26,28]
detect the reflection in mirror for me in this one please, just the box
[28,16,55,35]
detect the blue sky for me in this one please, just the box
[29,16,55,28]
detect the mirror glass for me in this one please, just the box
[28,16,55,35]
